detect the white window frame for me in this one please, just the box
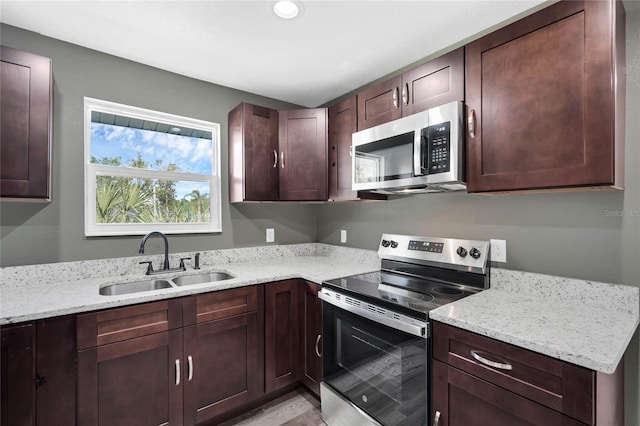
[84,97,222,236]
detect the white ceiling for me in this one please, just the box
[2,0,634,108]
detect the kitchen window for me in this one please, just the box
[84,97,221,236]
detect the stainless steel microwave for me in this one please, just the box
[352,101,465,194]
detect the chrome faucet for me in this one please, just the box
[138,231,185,275]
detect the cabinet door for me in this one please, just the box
[265,280,300,392]
[278,108,328,201]
[298,281,322,397]
[77,330,183,426]
[401,47,464,116]
[183,313,259,425]
[356,75,402,131]
[1,324,35,426]
[432,359,585,426]
[228,103,279,202]
[328,97,358,201]
[36,316,77,426]
[466,0,624,192]
[0,46,53,200]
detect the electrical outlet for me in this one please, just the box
[490,239,507,262]
[340,229,347,244]
[266,228,275,243]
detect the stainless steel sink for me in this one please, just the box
[99,279,175,296]
[172,272,234,286]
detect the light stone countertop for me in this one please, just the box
[0,243,380,325]
[1,243,638,374]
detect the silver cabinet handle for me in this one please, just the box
[468,109,476,139]
[402,82,409,106]
[175,359,181,385]
[392,87,399,109]
[433,410,441,426]
[349,145,353,158]
[315,334,322,358]
[471,350,513,370]
[280,151,285,168]
[187,355,193,381]
[273,149,278,168]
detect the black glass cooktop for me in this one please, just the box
[323,270,479,319]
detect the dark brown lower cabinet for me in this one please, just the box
[77,330,184,425]
[298,281,322,396]
[1,324,35,426]
[432,321,624,426]
[432,359,585,426]
[183,312,259,424]
[265,280,300,392]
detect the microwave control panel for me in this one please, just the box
[423,121,450,174]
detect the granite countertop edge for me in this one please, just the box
[429,288,640,375]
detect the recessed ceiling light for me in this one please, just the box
[273,0,300,19]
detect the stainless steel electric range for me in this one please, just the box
[320,233,490,426]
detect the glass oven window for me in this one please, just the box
[354,131,415,183]
[323,302,427,426]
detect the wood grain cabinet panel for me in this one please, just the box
[228,103,279,202]
[1,324,35,426]
[356,48,464,131]
[328,96,386,202]
[278,109,328,201]
[432,321,624,426]
[0,46,53,201]
[77,330,184,426]
[183,312,260,425]
[298,281,322,397]
[465,0,625,192]
[265,280,300,392]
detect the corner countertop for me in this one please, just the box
[0,243,380,325]
[2,244,638,375]
[429,268,639,374]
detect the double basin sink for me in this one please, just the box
[99,271,234,296]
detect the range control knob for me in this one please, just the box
[456,246,468,257]
[469,247,481,259]
[390,240,398,248]
[381,239,391,248]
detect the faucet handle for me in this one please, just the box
[179,257,191,271]
[139,261,154,275]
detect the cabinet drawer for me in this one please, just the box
[190,285,258,324]
[432,322,594,425]
[77,299,183,350]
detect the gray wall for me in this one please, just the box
[0,24,317,266]
[318,8,640,425]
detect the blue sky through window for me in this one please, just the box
[90,122,213,175]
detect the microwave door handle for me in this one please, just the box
[414,129,424,176]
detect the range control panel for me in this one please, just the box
[378,233,490,274]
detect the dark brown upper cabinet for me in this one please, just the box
[356,47,464,131]
[278,108,328,201]
[465,0,625,193]
[328,96,386,202]
[228,103,280,202]
[229,104,328,202]
[0,46,53,201]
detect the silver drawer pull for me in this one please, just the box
[315,334,322,358]
[433,410,441,426]
[175,359,181,385]
[471,350,512,370]
[187,355,193,381]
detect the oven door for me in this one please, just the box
[320,290,429,426]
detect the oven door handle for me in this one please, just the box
[319,289,428,338]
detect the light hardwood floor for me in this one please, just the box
[219,388,325,426]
